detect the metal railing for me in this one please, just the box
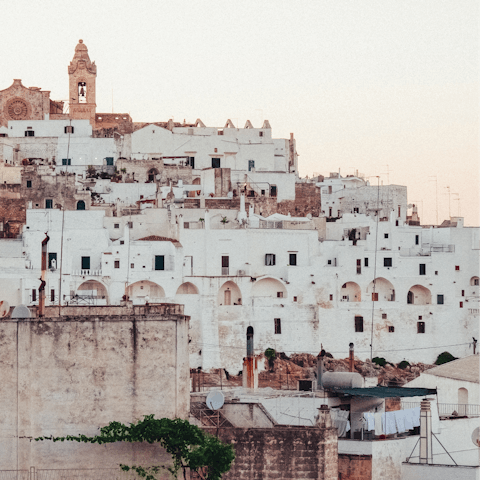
[402,401,480,418]
[72,269,102,276]
[63,294,107,306]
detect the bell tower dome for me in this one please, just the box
[68,39,97,124]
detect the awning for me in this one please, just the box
[332,387,437,398]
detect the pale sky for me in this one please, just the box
[1,0,478,225]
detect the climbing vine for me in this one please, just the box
[36,415,235,480]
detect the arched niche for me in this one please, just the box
[366,277,395,302]
[75,280,108,305]
[251,277,287,299]
[218,281,242,306]
[176,282,199,295]
[407,285,431,305]
[341,282,361,302]
[147,168,159,182]
[471,276,479,286]
[458,387,468,406]
[76,200,86,210]
[127,280,165,304]
[192,177,201,185]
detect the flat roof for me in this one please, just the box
[423,355,479,384]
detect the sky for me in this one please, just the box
[1,0,478,225]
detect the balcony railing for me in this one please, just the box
[221,267,229,276]
[72,269,102,276]
[402,401,480,417]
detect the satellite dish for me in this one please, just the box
[0,300,10,318]
[472,427,480,447]
[206,390,224,410]
[11,304,31,319]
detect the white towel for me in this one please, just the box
[374,412,384,435]
[364,412,375,431]
[383,412,397,435]
[412,406,421,427]
[394,410,407,433]
[403,408,415,430]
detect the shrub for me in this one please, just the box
[372,357,387,367]
[398,360,410,370]
[435,351,457,365]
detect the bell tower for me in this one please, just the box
[68,39,96,124]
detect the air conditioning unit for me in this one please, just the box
[237,269,246,276]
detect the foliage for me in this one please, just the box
[397,360,410,370]
[35,415,235,480]
[221,216,228,224]
[435,351,457,365]
[372,357,387,367]
[264,348,276,361]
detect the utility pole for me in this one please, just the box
[429,176,438,224]
[445,186,451,219]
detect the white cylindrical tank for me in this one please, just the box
[322,372,363,389]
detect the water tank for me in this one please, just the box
[322,372,363,389]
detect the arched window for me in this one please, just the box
[78,82,87,103]
[76,200,85,210]
[458,388,468,412]
[246,326,254,357]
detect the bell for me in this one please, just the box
[79,87,85,96]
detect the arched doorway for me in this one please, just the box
[251,277,287,299]
[76,200,86,210]
[246,326,254,357]
[74,280,108,305]
[218,281,242,305]
[341,282,361,302]
[147,168,159,182]
[175,282,199,295]
[407,285,431,305]
[367,278,395,302]
[127,280,165,304]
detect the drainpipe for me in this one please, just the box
[39,232,49,317]
[349,342,355,372]
[419,399,433,464]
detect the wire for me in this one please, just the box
[370,176,380,360]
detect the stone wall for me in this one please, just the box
[0,197,25,237]
[339,454,373,480]
[0,305,190,469]
[210,425,338,480]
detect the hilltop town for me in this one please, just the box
[0,40,478,480]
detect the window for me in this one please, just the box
[435,271,438,275]
[221,256,229,275]
[45,199,53,209]
[418,316,422,320]
[460,301,463,308]
[419,264,426,275]
[81,256,90,270]
[277,292,283,298]
[270,185,277,197]
[26,180,32,188]
[356,259,361,274]
[474,278,480,286]
[127,222,133,228]
[106,157,114,166]
[382,313,387,319]
[417,322,425,334]
[187,157,195,169]
[265,254,276,266]
[364,258,369,267]
[130,263,134,268]
[50,289,55,302]
[114,224,120,229]
[32,289,36,301]
[48,253,57,269]
[248,160,255,171]
[388,326,395,333]
[259,131,264,137]
[353,207,359,213]
[329,207,333,216]
[355,316,364,332]
[415,235,419,245]
[62,158,71,165]
[289,253,297,266]
[274,318,281,334]
[437,294,444,305]
[24,131,35,137]
[372,292,379,301]
[398,206,401,217]
[293,296,297,302]
[327,260,332,265]
[155,255,165,271]
[78,81,86,102]
[211,158,221,168]
[329,294,333,301]
[384,258,392,267]
[114,260,120,269]
[455,265,460,271]
[461,290,465,296]
[384,233,389,239]
[64,126,74,134]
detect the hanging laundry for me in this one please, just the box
[394,410,407,433]
[403,408,416,430]
[412,406,421,427]
[374,412,384,435]
[382,412,397,435]
[364,412,375,431]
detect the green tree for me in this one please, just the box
[36,415,235,480]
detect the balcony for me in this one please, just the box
[72,269,102,276]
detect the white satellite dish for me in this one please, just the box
[0,300,10,319]
[206,390,225,410]
[472,427,480,447]
[11,304,31,319]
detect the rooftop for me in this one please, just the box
[422,355,479,384]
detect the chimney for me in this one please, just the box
[419,399,433,464]
[349,342,355,372]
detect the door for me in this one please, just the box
[183,256,193,276]
[224,289,231,306]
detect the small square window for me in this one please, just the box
[460,301,463,308]
[437,294,444,305]
[329,294,333,301]
[120,240,124,245]
[289,253,297,266]
[26,180,32,188]
[114,260,120,268]
[114,224,120,229]
[384,233,389,239]
[461,290,465,296]
[62,158,71,165]
[25,131,35,137]
[259,131,264,137]
[212,158,221,168]
[384,258,392,267]
[364,258,369,267]
[417,322,425,334]
[455,265,460,271]
[372,292,379,301]
[388,326,395,333]
[382,313,387,319]
[418,316,422,320]
[64,126,74,134]
[274,318,281,334]
[435,271,438,275]
[45,199,53,209]
[277,292,283,298]
[130,263,134,268]
[128,222,133,228]
[265,254,276,266]
[327,260,332,265]
[293,296,297,302]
